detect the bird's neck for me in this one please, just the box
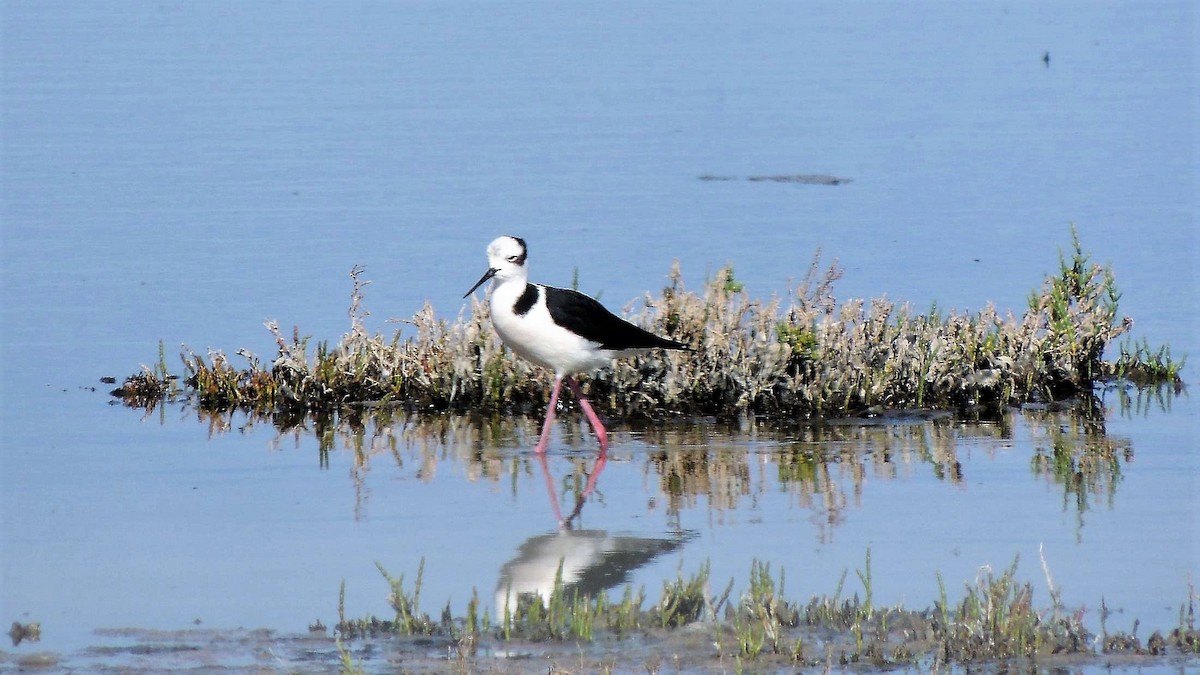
[490,275,530,306]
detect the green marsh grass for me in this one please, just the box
[114,233,1182,420]
[334,553,1198,670]
[653,560,710,628]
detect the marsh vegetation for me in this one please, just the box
[113,231,1182,422]
[331,551,1199,673]
[101,232,1193,672]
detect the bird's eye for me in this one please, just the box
[506,255,520,263]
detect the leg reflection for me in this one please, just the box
[535,445,608,529]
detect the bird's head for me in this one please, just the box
[463,235,528,297]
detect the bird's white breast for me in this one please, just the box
[490,282,616,376]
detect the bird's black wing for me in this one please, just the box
[543,286,687,351]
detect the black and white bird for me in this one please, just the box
[463,235,690,453]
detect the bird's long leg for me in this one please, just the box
[565,376,609,449]
[533,375,564,454]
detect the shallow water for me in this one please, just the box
[2,1,1197,671]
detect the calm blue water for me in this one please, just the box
[2,1,1197,667]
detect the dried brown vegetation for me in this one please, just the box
[112,231,1182,420]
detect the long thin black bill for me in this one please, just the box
[463,268,498,298]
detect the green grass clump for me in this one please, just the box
[114,232,1182,420]
[731,560,801,658]
[931,556,1087,662]
[652,560,712,628]
[335,559,437,639]
[1106,337,1187,385]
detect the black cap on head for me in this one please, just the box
[507,235,527,265]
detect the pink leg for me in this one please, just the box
[565,376,609,449]
[533,375,564,454]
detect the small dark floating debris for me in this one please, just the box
[699,174,852,185]
[747,174,851,185]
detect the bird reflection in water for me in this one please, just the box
[495,449,693,618]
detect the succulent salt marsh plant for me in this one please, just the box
[332,551,1200,670]
[929,556,1090,663]
[114,232,1181,422]
[651,560,712,629]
